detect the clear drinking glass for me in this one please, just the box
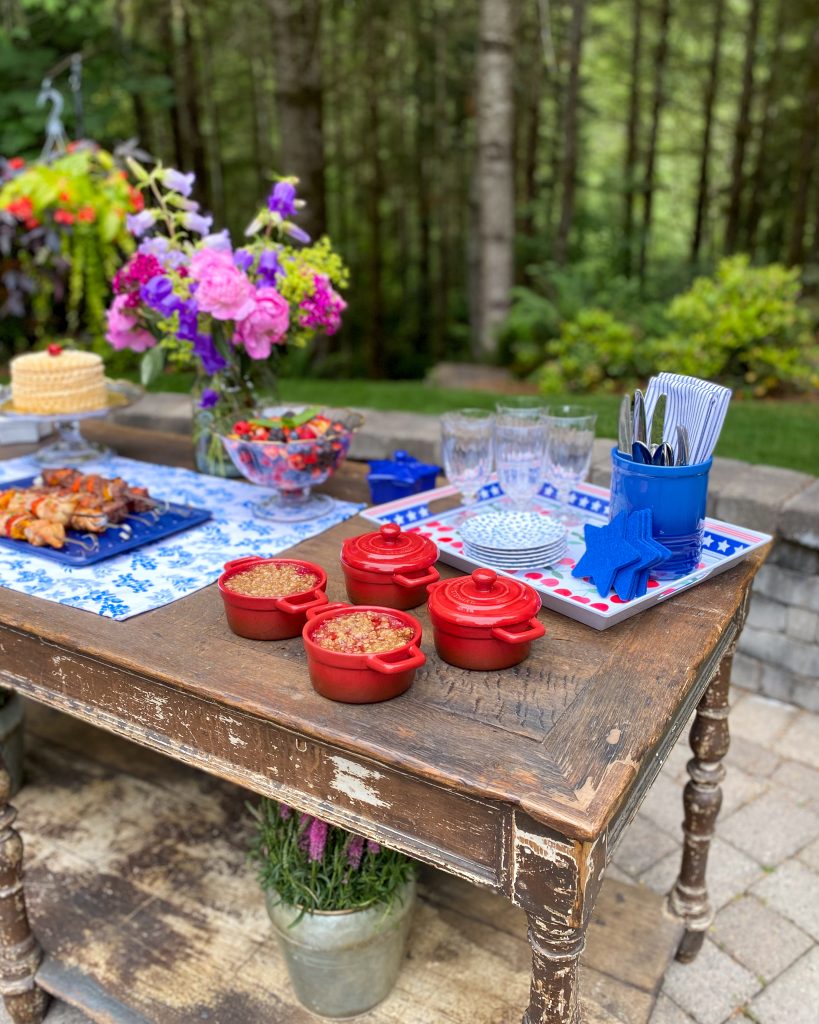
[440,409,495,515]
[495,396,550,418]
[494,411,549,510]
[545,405,597,523]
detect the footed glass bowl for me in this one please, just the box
[220,406,364,522]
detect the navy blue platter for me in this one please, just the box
[0,476,212,566]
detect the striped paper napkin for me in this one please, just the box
[645,373,732,466]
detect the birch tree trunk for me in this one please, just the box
[690,0,725,265]
[474,0,516,358]
[269,0,327,240]
[724,0,761,253]
[554,0,586,266]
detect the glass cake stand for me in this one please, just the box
[0,380,144,465]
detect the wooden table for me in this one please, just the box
[0,424,770,1024]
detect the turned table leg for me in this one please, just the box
[667,651,732,963]
[513,812,605,1023]
[0,757,48,1024]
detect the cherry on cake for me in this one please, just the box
[10,346,108,415]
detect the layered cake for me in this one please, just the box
[10,346,108,414]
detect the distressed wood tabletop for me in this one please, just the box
[0,422,771,1024]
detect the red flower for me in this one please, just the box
[58,190,72,203]
[7,196,33,219]
[7,157,24,170]
[128,187,144,212]
[23,217,40,229]
[66,141,80,153]
[77,206,96,223]
[47,343,63,356]
[54,209,75,225]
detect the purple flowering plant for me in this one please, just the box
[104,158,348,407]
[250,799,415,914]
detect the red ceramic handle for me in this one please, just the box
[393,566,440,589]
[365,645,425,675]
[223,556,265,572]
[490,619,546,645]
[306,601,349,621]
[278,589,329,615]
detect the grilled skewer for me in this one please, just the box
[0,512,65,548]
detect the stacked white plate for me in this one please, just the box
[459,510,567,570]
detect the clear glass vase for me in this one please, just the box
[191,381,255,478]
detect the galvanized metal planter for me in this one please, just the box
[266,879,416,1018]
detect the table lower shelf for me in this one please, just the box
[15,702,682,1024]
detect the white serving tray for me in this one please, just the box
[361,477,772,630]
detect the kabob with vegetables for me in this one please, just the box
[0,470,158,550]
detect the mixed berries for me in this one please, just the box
[229,408,345,444]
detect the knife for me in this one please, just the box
[618,394,633,454]
[650,393,666,453]
[631,389,652,464]
[676,424,690,466]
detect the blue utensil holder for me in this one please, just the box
[609,448,712,580]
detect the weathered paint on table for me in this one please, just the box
[0,423,771,1024]
[15,702,683,1024]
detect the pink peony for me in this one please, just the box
[189,248,255,321]
[105,295,156,352]
[233,287,290,359]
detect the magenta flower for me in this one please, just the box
[105,295,156,352]
[189,248,255,321]
[366,840,381,856]
[347,835,365,870]
[279,803,292,821]
[233,286,289,359]
[308,818,329,863]
[298,274,346,335]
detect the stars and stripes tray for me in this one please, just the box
[361,477,771,630]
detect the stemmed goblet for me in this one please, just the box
[494,405,549,511]
[545,405,597,524]
[440,409,494,519]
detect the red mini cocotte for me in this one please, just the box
[340,522,439,610]
[427,568,545,670]
[302,603,425,703]
[218,556,329,640]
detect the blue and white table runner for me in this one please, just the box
[0,455,363,620]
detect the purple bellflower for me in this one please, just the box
[126,210,157,238]
[161,168,195,197]
[268,181,297,218]
[197,388,220,409]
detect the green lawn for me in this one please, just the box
[149,372,818,475]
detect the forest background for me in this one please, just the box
[1,0,818,397]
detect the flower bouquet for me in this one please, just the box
[0,144,138,345]
[104,161,348,475]
[250,800,415,1016]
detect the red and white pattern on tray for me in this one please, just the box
[362,476,772,630]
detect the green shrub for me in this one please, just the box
[538,308,650,394]
[655,256,818,396]
[497,286,561,376]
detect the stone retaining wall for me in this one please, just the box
[106,393,814,712]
